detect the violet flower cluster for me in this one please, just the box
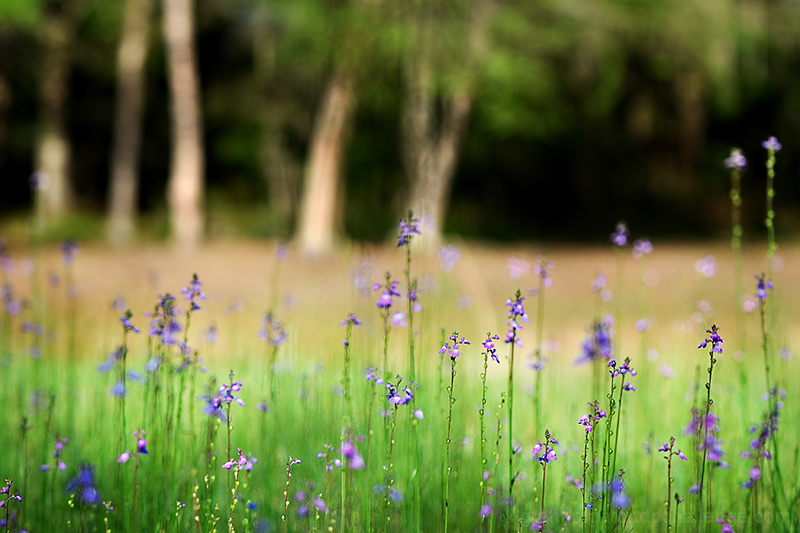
[482,333,500,364]
[202,378,246,419]
[576,316,614,364]
[40,435,68,471]
[439,331,470,360]
[610,223,629,247]
[386,380,413,405]
[117,429,149,463]
[148,294,182,346]
[698,325,723,354]
[397,213,421,247]
[504,290,529,346]
[373,277,401,310]
[724,148,746,170]
[754,274,773,300]
[532,432,558,464]
[222,448,257,471]
[66,464,100,505]
[259,311,287,347]
[180,273,206,311]
[578,401,607,432]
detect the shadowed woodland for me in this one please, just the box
[1,0,800,248]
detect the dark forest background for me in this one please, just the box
[1,0,799,248]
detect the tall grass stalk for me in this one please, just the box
[282,457,301,533]
[440,331,470,532]
[504,290,527,504]
[339,314,359,533]
[480,333,500,528]
[490,393,505,533]
[762,137,780,280]
[695,324,723,531]
[532,257,552,437]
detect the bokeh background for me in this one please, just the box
[1,0,799,247]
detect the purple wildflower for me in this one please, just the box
[61,239,79,266]
[438,246,461,273]
[508,257,530,279]
[533,256,554,287]
[339,314,361,327]
[386,378,413,405]
[576,316,614,364]
[340,440,365,470]
[532,432,558,464]
[724,148,746,170]
[698,325,723,354]
[754,273,773,300]
[258,312,287,347]
[482,332,501,364]
[180,273,206,312]
[119,310,140,334]
[397,212,421,247]
[632,239,653,259]
[373,276,401,309]
[505,290,528,346]
[695,255,717,278]
[66,464,100,505]
[439,331,470,360]
[148,294,182,345]
[610,223,628,247]
[762,136,781,152]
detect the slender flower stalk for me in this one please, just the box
[479,333,500,525]
[532,256,552,435]
[696,325,723,529]
[339,313,360,533]
[117,429,148,531]
[608,357,636,505]
[532,430,558,529]
[259,311,287,401]
[440,332,470,532]
[282,457,301,533]
[579,401,606,532]
[725,149,746,354]
[374,274,400,373]
[659,437,687,531]
[504,290,528,503]
[762,137,781,279]
[384,376,412,533]
[490,393,505,533]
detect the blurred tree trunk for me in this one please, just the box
[296,70,355,256]
[107,0,153,245]
[402,2,490,248]
[253,14,299,237]
[163,0,204,248]
[34,2,75,224]
[402,58,471,249]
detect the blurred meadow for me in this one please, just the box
[0,233,799,532]
[2,0,800,531]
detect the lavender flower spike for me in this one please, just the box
[698,324,723,354]
[762,137,782,152]
[397,210,421,247]
[724,148,746,170]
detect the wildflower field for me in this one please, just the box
[1,149,799,533]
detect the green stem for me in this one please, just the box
[444,356,456,532]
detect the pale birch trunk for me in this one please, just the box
[402,3,490,248]
[295,71,355,256]
[34,6,74,223]
[163,0,204,248]
[107,0,153,245]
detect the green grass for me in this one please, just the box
[0,239,798,533]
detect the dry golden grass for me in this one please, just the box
[3,238,798,377]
